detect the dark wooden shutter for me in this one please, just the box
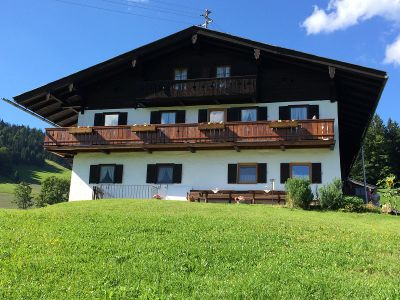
[146,164,157,183]
[150,111,161,124]
[118,112,128,125]
[198,109,208,123]
[257,163,267,183]
[311,163,322,183]
[308,105,319,119]
[228,164,237,184]
[257,107,268,121]
[114,165,123,183]
[173,164,182,183]
[89,165,100,184]
[279,106,290,120]
[227,107,240,122]
[176,111,186,123]
[280,163,290,184]
[94,113,105,126]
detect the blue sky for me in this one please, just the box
[0,0,399,129]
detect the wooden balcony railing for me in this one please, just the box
[136,75,257,100]
[44,120,335,153]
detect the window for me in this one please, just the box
[104,114,119,126]
[209,109,225,123]
[174,68,187,91]
[238,164,257,184]
[290,106,308,120]
[157,165,174,184]
[99,165,115,183]
[216,66,231,78]
[94,112,128,126]
[161,111,176,124]
[290,164,311,180]
[241,108,257,122]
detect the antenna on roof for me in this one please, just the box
[200,9,212,28]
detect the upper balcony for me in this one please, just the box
[44,119,335,156]
[135,75,257,101]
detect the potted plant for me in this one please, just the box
[198,121,225,130]
[269,120,299,129]
[131,123,157,132]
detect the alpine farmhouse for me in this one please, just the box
[13,26,387,201]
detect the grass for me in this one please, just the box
[0,160,70,208]
[0,200,399,299]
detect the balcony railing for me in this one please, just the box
[44,120,335,152]
[136,75,257,100]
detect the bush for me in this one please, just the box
[340,196,365,213]
[36,177,70,207]
[13,182,34,209]
[285,178,313,209]
[319,178,344,210]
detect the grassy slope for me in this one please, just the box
[0,160,71,208]
[0,200,399,299]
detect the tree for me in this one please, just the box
[0,147,13,178]
[385,119,400,183]
[13,182,33,209]
[36,177,70,207]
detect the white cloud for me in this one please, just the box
[302,0,400,34]
[384,35,400,65]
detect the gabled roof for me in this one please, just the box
[10,25,388,178]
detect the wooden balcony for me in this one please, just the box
[44,120,335,155]
[136,75,257,100]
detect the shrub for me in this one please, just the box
[285,178,313,209]
[36,177,70,207]
[319,178,344,210]
[13,182,34,209]
[340,196,365,213]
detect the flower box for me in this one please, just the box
[131,124,157,132]
[269,120,298,129]
[68,127,93,134]
[198,122,225,130]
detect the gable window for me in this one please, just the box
[241,108,257,122]
[238,164,257,184]
[216,66,231,78]
[161,111,176,124]
[157,165,174,184]
[209,109,226,123]
[290,106,308,120]
[104,114,119,126]
[174,68,187,91]
[290,163,311,180]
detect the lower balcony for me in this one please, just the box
[44,119,335,155]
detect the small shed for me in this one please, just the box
[344,178,377,197]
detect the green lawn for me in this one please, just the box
[0,160,71,208]
[0,200,399,299]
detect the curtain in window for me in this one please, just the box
[239,166,257,183]
[104,114,119,126]
[209,111,225,123]
[100,166,115,183]
[157,166,173,183]
[290,107,307,120]
[161,112,176,124]
[241,109,257,121]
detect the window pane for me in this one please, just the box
[291,165,310,180]
[241,109,257,121]
[104,114,119,126]
[216,66,231,78]
[209,111,225,123]
[99,166,115,183]
[239,165,257,183]
[290,107,307,120]
[161,112,176,124]
[174,69,187,80]
[157,166,173,183]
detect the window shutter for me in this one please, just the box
[173,164,182,183]
[228,164,237,184]
[198,109,208,123]
[308,105,319,119]
[257,163,267,183]
[227,107,240,122]
[176,110,186,123]
[146,164,157,183]
[150,111,161,124]
[280,163,290,184]
[114,165,123,183]
[257,107,268,121]
[94,113,105,126]
[311,163,322,183]
[89,165,100,184]
[118,112,128,125]
[279,107,290,120]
